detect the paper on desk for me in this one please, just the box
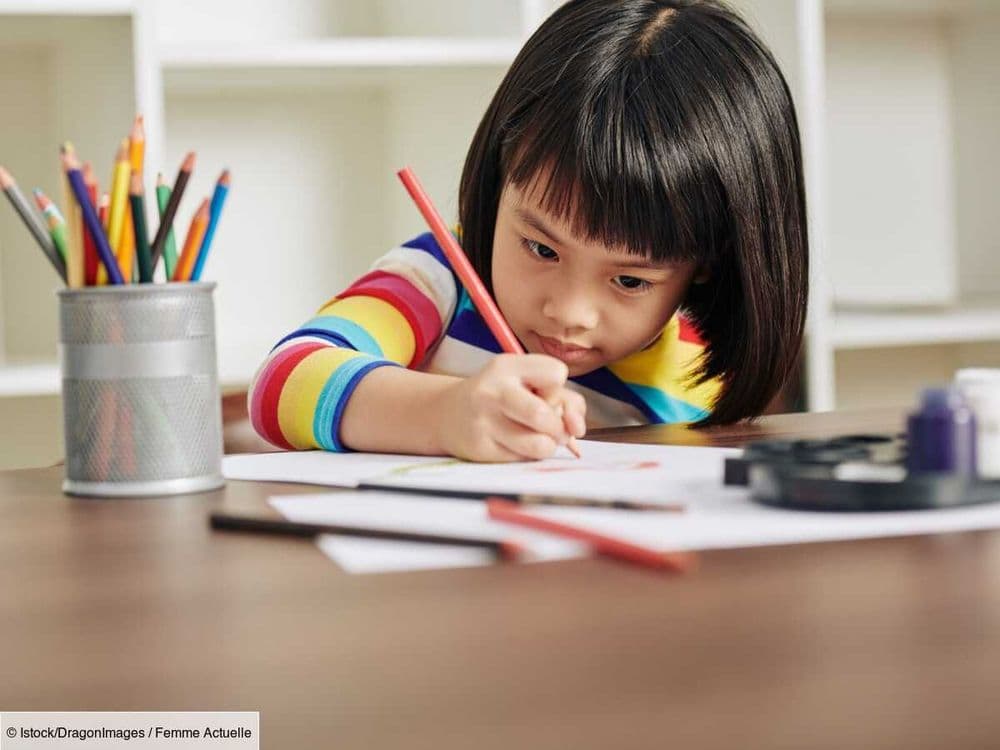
[269,491,588,574]
[223,450,447,488]
[515,485,1000,552]
[228,440,740,505]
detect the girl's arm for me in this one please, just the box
[247,236,584,460]
[339,354,585,461]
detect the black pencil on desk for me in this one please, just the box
[209,512,524,560]
[356,482,685,512]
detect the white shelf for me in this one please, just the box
[834,305,1000,350]
[0,1,132,13]
[825,0,998,16]
[0,363,60,398]
[160,38,522,69]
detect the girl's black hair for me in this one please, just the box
[459,0,809,425]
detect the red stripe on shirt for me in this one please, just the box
[677,314,707,346]
[338,270,442,366]
[252,341,327,449]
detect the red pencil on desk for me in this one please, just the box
[486,498,696,573]
[397,166,581,458]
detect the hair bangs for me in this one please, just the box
[500,66,722,268]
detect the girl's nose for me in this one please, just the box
[541,288,599,332]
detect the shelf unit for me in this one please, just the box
[0,0,998,419]
[820,0,1000,408]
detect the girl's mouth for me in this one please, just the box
[535,334,595,363]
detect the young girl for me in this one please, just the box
[248,0,809,462]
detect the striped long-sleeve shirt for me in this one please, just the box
[248,232,721,451]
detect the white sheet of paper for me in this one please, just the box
[227,440,739,505]
[223,450,447,488]
[518,485,1000,552]
[269,492,587,574]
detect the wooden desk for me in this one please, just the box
[4,408,1000,749]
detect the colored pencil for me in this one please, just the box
[106,139,130,254]
[150,152,195,271]
[0,166,66,282]
[172,198,209,282]
[61,143,85,288]
[32,190,69,269]
[155,174,179,280]
[82,162,99,285]
[106,139,133,282]
[357,481,685,512]
[209,511,523,561]
[191,169,229,281]
[122,116,145,282]
[129,171,153,283]
[60,149,125,285]
[397,166,581,458]
[128,114,145,174]
[486,498,696,572]
[97,194,109,234]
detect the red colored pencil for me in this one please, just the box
[398,167,522,352]
[486,498,696,573]
[397,166,581,458]
[82,162,99,285]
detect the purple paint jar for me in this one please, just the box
[906,388,977,476]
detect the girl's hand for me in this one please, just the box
[434,353,587,462]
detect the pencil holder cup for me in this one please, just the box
[58,282,225,497]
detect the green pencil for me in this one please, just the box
[155,173,178,280]
[31,188,69,271]
[130,171,153,283]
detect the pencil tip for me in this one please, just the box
[116,140,128,160]
[182,152,196,171]
[219,169,231,186]
[0,165,12,188]
[129,170,143,194]
[155,172,165,186]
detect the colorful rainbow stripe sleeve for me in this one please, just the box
[248,239,458,450]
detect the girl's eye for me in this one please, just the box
[523,239,558,261]
[614,275,652,292]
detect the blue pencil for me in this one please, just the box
[191,169,229,281]
[60,149,125,285]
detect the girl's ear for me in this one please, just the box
[693,265,711,285]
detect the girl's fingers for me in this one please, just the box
[480,439,528,464]
[498,381,566,439]
[507,353,569,397]
[551,389,587,438]
[493,417,561,461]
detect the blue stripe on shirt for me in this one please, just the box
[275,316,384,358]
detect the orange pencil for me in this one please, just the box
[397,166,581,458]
[172,198,209,281]
[486,498,696,572]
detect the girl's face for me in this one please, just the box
[492,180,699,377]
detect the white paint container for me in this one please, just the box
[954,368,1000,479]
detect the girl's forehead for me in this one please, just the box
[502,181,685,270]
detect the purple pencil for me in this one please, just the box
[60,148,124,284]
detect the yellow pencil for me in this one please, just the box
[106,139,131,272]
[117,116,145,283]
[60,142,84,288]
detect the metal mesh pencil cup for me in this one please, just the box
[58,282,225,497]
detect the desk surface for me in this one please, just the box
[4,408,1000,750]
